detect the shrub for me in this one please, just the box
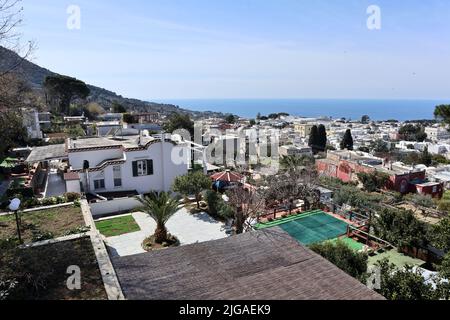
[64,192,81,202]
[41,197,57,206]
[310,240,368,282]
[205,190,221,216]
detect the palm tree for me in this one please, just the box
[137,191,180,244]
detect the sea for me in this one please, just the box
[151,99,449,121]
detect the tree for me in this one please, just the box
[64,124,86,138]
[317,124,327,152]
[361,115,370,124]
[434,105,450,127]
[340,129,354,150]
[137,192,180,244]
[374,259,439,300]
[83,102,105,120]
[399,124,427,142]
[429,217,450,252]
[172,171,211,208]
[438,253,450,280]
[44,75,90,115]
[357,171,390,192]
[369,139,389,154]
[420,146,432,166]
[373,208,429,249]
[225,114,237,124]
[249,119,256,126]
[308,125,320,154]
[163,113,194,137]
[280,155,314,171]
[0,0,34,79]
[112,101,127,113]
[225,184,266,234]
[310,241,368,282]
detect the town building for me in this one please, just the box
[294,123,315,138]
[425,127,450,142]
[316,150,444,197]
[279,145,313,157]
[65,133,190,195]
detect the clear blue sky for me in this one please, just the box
[20,0,450,100]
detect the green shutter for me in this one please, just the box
[147,160,154,175]
[132,161,138,177]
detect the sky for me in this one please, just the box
[18,0,450,101]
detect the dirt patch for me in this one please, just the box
[0,205,86,243]
[0,237,107,300]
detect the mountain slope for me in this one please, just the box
[0,46,223,117]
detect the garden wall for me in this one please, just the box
[89,196,143,218]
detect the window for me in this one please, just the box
[94,179,105,190]
[132,160,154,177]
[113,165,122,187]
[137,160,147,176]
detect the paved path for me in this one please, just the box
[45,172,66,197]
[105,208,228,257]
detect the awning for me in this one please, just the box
[26,144,68,163]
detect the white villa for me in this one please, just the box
[65,133,190,195]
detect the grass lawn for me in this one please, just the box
[95,215,141,237]
[0,205,86,243]
[1,237,107,300]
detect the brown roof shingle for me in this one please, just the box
[112,228,384,300]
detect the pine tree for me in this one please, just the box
[308,125,320,154]
[340,129,354,151]
[317,125,327,152]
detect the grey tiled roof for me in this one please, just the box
[112,228,384,300]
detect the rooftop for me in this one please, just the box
[112,228,384,300]
[26,144,67,163]
[67,135,156,151]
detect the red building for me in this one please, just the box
[317,151,443,198]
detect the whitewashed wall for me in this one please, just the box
[89,196,143,217]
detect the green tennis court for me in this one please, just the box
[255,210,349,246]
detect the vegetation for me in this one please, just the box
[0,205,86,244]
[308,125,327,154]
[404,193,436,216]
[333,184,383,210]
[44,75,90,115]
[205,190,234,220]
[361,115,370,124]
[340,129,354,150]
[369,139,389,154]
[163,113,194,137]
[280,155,314,171]
[310,240,368,282]
[373,208,429,249]
[398,124,427,142]
[172,172,211,208]
[357,171,390,192]
[434,105,450,127]
[429,217,450,252]
[374,259,446,300]
[137,192,180,245]
[225,114,237,124]
[95,215,141,237]
[112,101,127,113]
